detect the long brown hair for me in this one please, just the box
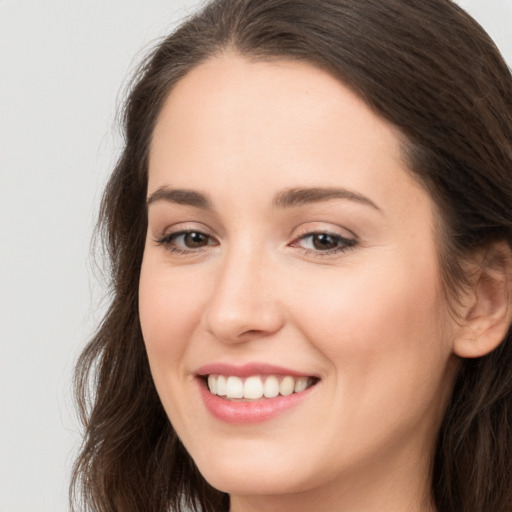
[71,1,512,511]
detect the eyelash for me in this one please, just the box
[154,230,217,255]
[293,231,357,257]
[154,229,357,257]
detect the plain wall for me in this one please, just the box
[0,1,511,511]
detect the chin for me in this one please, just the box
[191,445,314,496]
[202,465,306,497]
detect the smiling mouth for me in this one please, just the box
[205,374,318,400]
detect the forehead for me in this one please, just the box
[148,53,427,218]
[152,54,398,146]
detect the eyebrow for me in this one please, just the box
[146,186,382,213]
[146,187,212,209]
[272,187,382,213]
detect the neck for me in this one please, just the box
[230,476,436,512]
[229,438,437,512]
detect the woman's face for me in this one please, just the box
[140,55,460,508]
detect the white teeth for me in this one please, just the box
[226,376,244,398]
[279,376,295,396]
[294,376,308,393]
[263,375,280,398]
[207,374,314,399]
[207,375,217,395]
[216,375,227,396]
[244,376,264,399]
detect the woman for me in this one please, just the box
[71,1,512,511]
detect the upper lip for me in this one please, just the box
[196,362,317,378]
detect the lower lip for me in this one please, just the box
[198,379,317,424]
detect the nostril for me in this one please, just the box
[202,278,285,344]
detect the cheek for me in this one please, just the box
[282,255,455,461]
[138,258,207,368]
[287,250,451,396]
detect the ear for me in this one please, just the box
[454,241,512,359]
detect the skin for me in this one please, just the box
[139,53,463,512]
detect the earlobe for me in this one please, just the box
[453,242,512,359]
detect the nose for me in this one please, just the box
[202,246,285,344]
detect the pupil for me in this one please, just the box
[313,234,337,250]
[185,232,207,248]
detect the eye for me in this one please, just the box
[176,231,210,248]
[154,230,218,253]
[291,231,357,255]
[304,233,341,251]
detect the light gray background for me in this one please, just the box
[1,1,511,511]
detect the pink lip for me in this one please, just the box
[196,362,314,378]
[199,383,315,424]
[195,363,318,424]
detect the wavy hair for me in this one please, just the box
[71,1,512,511]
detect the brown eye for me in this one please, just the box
[155,230,217,253]
[182,231,209,248]
[311,233,339,251]
[292,231,357,256]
